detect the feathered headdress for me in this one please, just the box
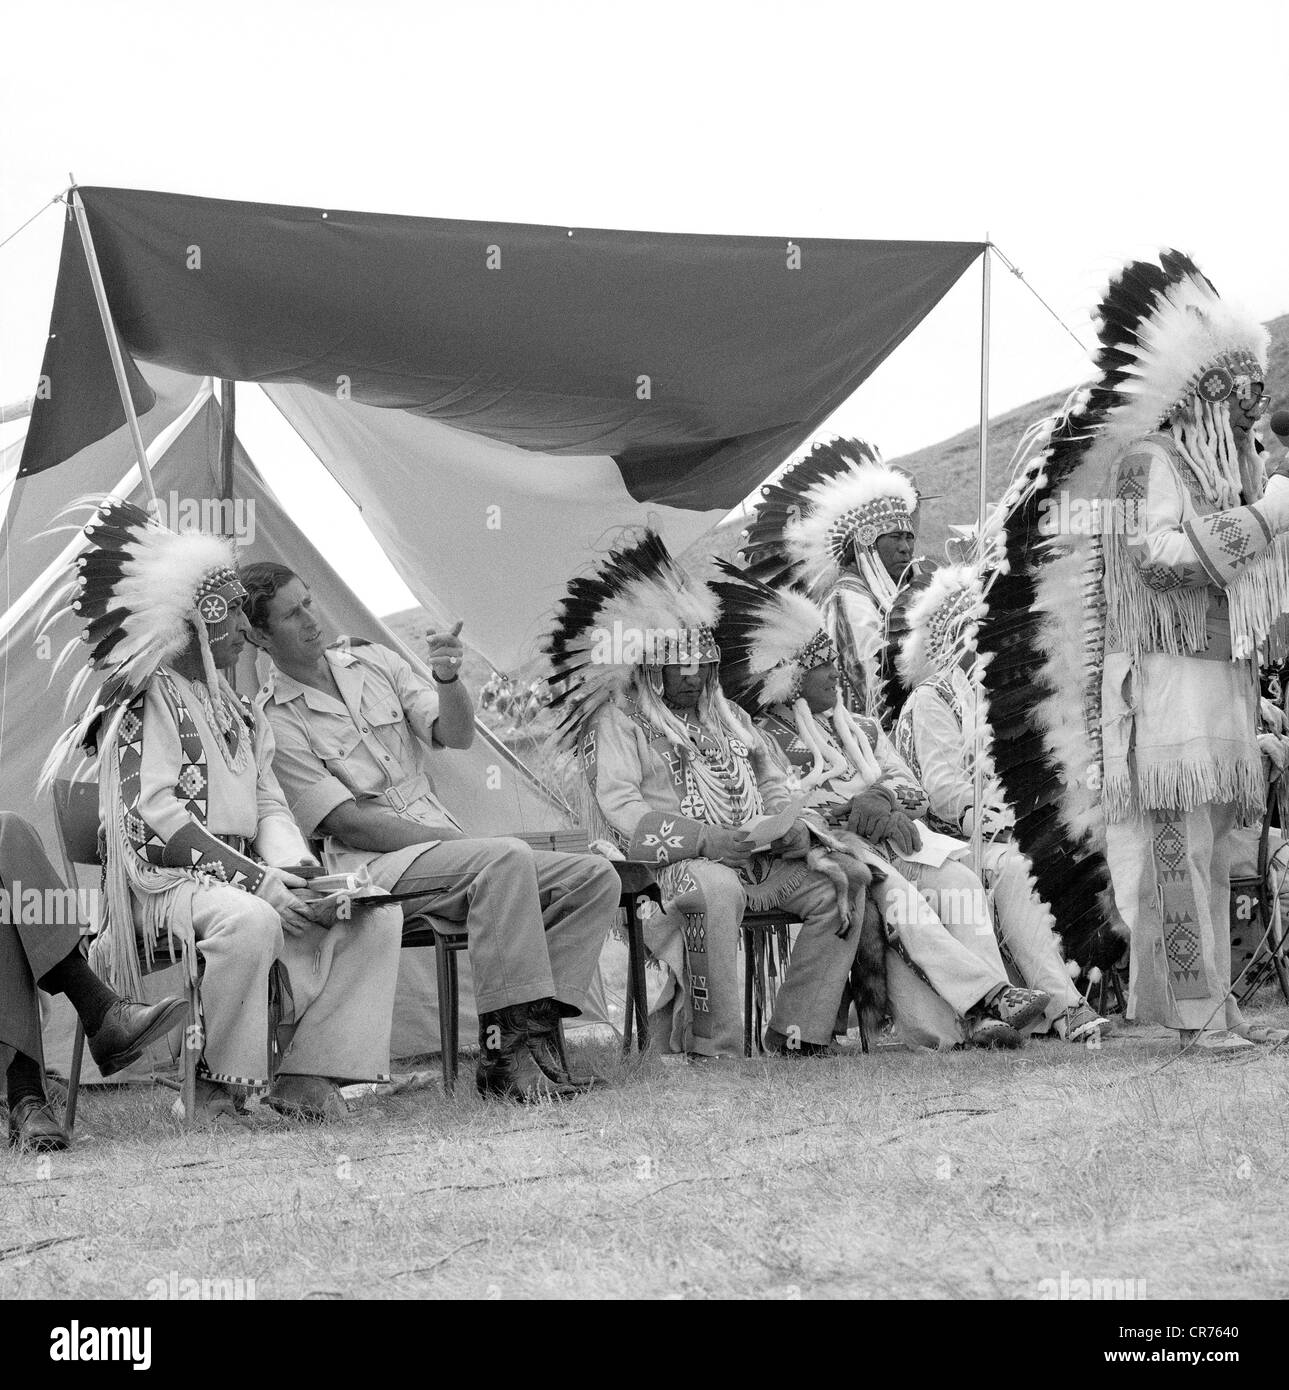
[710,562,837,712]
[1101,261,1267,460]
[543,530,719,751]
[39,499,245,781]
[741,438,918,592]
[974,248,1268,973]
[897,564,986,693]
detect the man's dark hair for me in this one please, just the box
[239,561,300,631]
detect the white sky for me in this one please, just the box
[3,0,1288,615]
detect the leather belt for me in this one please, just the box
[380,774,432,817]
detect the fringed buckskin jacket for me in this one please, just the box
[1101,433,1289,825]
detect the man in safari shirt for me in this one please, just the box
[240,562,618,1104]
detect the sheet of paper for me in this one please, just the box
[740,795,809,852]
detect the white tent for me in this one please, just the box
[2,188,992,1069]
[2,376,638,1069]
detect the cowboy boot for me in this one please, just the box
[476,1004,579,1103]
[526,998,600,1090]
[87,997,188,1077]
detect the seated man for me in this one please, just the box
[2,814,185,1151]
[240,562,619,1104]
[711,568,1052,1049]
[43,502,403,1124]
[895,565,1107,1041]
[545,530,923,1058]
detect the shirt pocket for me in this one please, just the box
[363,693,404,730]
[309,718,364,771]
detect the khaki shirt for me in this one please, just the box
[258,643,461,843]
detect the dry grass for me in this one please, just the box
[5,999,1289,1301]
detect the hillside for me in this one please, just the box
[389,313,1289,668]
[889,311,1289,558]
[678,312,1289,570]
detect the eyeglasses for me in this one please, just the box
[1196,365,1271,418]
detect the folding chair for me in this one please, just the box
[52,779,200,1133]
[741,909,796,1056]
[1232,784,1289,1006]
[614,862,660,1055]
[742,905,880,1057]
[400,914,469,1094]
[399,829,603,1093]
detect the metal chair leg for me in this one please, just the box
[434,934,454,1095]
[621,905,636,1055]
[446,944,461,1094]
[742,927,754,1057]
[625,900,649,1053]
[1265,903,1289,1007]
[180,976,200,1128]
[65,1020,85,1137]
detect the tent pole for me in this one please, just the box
[970,242,991,882]
[218,379,236,514]
[69,188,156,505]
[0,476,28,567]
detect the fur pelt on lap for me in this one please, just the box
[783,824,890,1035]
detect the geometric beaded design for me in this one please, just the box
[115,672,264,892]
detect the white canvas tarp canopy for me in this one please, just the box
[1,186,991,1065]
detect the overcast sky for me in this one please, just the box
[3,0,1287,615]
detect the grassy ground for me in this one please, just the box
[4,998,1289,1301]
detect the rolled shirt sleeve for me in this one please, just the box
[378,646,441,747]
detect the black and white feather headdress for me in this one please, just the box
[710,562,837,712]
[543,530,720,751]
[39,499,245,780]
[897,564,986,692]
[741,437,919,592]
[975,249,1267,973]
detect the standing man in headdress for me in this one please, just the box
[43,502,403,1123]
[742,438,930,726]
[979,254,1289,1055]
[1089,256,1289,1053]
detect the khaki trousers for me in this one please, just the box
[385,839,619,1018]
